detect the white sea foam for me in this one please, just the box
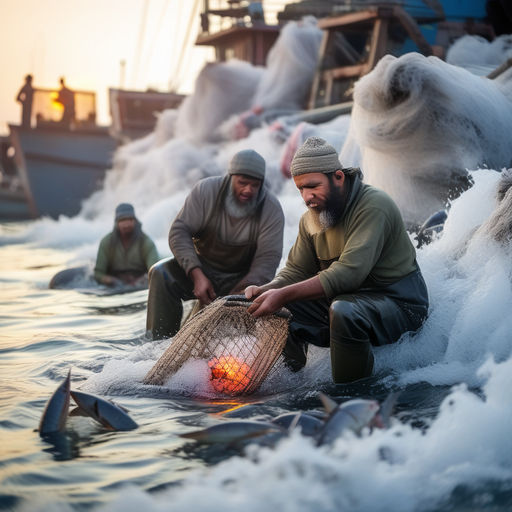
[69,359,512,512]
[341,52,512,226]
[446,34,512,74]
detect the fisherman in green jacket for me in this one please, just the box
[94,203,159,287]
[245,137,429,383]
[146,149,285,340]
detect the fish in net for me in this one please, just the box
[143,295,290,395]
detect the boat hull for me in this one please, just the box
[8,125,117,219]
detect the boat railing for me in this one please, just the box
[30,87,98,130]
[200,0,284,35]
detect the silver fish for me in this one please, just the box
[180,421,282,444]
[39,369,71,435]
[70,390,138,431]
[316,392,380,446]
[271,411,324,437]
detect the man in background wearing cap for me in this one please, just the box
[146,149,285,339]
[245,137,429,383]
[94,203,159,287]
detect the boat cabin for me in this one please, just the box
[109,88,185,142]
[195,1,280,65]
[29,88,98,130]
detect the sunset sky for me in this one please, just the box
[0,0,213,134]
[0,0,293,135]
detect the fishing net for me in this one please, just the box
[143,295,290,395]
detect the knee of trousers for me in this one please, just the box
[148,260,183,299]
[148,259,167,284]
[329,299,370,343]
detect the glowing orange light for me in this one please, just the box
[50,92,64,111]
[208,356,252,394]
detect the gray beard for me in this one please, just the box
[318,210,337,230]
[309,184,346,231]
[310,209,338,231]
[224,187,258,218]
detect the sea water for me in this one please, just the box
[2,31,512,512]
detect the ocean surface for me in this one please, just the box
[2,29,512,512]
[2,171,512,512]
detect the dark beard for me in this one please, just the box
[225,186,258,218]
[310,180,346,231]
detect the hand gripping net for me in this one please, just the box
[143,296,290,395]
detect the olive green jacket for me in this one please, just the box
[94,224,159,282]
[270,169,418,299]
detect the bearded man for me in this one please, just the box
[245,137,429,383]
[146,149,284,339]
[94,203,159,287]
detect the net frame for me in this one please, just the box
[144,296,290,395]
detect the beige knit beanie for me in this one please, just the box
[290,136,342,177]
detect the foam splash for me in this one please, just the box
[341,52,512,226]
[63,358,512,512]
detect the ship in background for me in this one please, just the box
[196,0,499,127]
[1,0,507,221]
[1,82,185,221]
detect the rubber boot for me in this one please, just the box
[282,335,308,372]
[146,261,185,339]
[329,298,374,383]
[330,337,374,383]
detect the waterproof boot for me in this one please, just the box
[329,298,374,383]
[146,260,187,339]
[282,335,308,372]
[330,337,374,383]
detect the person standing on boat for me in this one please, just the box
[146,149,285,340]
[56,77,75,128]
[16,74,34,129]
[94,203,159,288]
[245,137,429,383]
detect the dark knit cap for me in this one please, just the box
[228,149,265,180]
[290,136,342,177]
[115,203,135,221]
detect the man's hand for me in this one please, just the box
[246,288,285,318]
[244,285,262,299]
[190,267,216,305]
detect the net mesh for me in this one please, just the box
[144,296,290,395]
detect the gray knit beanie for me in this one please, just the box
[290,136,342,177]
[228,149,265,180]
[115,203,135,221]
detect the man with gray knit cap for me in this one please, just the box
[146,149,285,339]
[95,203,159,287]
[245,137,428,383]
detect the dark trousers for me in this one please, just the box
[284,270,429,383]
[146,257,243,339]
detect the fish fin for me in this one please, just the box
[68,406,88,417]
[318,392,338,414]
[38,369,71,435]
[287,412,301,433]
[180,430,204,440]
[108,400,129,413]
[376,391,401,429]
[92,401,116,429]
